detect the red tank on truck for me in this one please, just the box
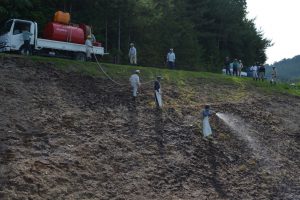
[0,19,106,61]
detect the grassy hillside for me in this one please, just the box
[27,55,300,97]
[1,53,299,97]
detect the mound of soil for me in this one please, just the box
[0,56,299,199]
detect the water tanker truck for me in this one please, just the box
[0,11,105,61]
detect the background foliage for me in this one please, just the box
[267,55,300,82]
[0,0,271,71]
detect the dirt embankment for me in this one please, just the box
[0,56,299,200]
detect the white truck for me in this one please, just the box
[0,19,105,61]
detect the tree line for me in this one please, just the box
[0,0,271,71]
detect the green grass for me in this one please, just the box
[248,79,300,96]
[2,54,300,97]
[29,55,235,85]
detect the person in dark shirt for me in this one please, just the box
[224,56,231,75]
[154,76,162,108]
[258,64,266,81]
[232,59,239,76]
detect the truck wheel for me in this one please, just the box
[75,52,86,61]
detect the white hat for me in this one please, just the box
[135,70,140,73]
[130,43,134,46]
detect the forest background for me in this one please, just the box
[0,0,271,71]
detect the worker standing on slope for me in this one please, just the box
[85,35,93,61]
[22,27,33,55]
[232,59,239,76]
[129,70,141,100]
[270,66,277,84]
[167,48,176,69]
[224,56,231,75]
[202,105,214,137]
[251,63,258,81]
[154,76,163,108]
[128,43,137,65]
[238,60,243,77]
[258,64,266,81]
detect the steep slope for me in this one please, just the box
[0,56,299,200]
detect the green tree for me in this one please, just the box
[0,0,271,71]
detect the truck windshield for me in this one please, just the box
[0,20,13,35]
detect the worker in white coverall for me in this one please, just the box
[166,48,176,69]
[85,35,93,61]
[270,66,277,84]
[202,105,214,138]
[129,70,141,100]
[154,76,163,108]
[250,63,259,81]
[22,27,33,55]
[128,43,137,65]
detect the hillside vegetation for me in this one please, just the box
[28,55,300,97]
[0,0,271,70]
[268,55,300,82]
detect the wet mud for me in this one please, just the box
[0,56,299,199]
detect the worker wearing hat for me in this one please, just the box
[166,48,176,69]
[22,27,33,56]
[85,35,93,61]
[129,70,141,100]
[128,43,137,65]
[154,76,163,108]
[270,66,277,84]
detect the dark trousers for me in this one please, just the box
[259,72,265,81]
[23,40,31,54]
[168,61,175,69]
[232,67,238,76]
[225,67,231,75]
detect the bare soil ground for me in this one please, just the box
[0,56,299,200]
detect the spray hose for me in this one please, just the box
[91,49,200,128]
[92,49,154,86]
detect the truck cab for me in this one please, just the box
[0,19,37,53]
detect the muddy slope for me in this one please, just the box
[0,56,299,200]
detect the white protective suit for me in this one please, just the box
[203,117,212,137]
[129,74,140,97]
[202,109,212,137]
[129,46,137,65]
[85,39,93,59]
[251,65,258,79]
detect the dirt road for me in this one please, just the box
[0,56,299,199]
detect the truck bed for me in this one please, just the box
[36,38,104,55]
